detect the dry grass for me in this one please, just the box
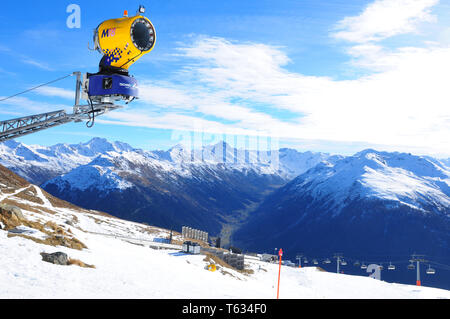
[68,258,95,269]
[1,198,55,215]
[202,252,253,276]
[239,268,254,275]
[203,252,226,269]
[0,165,29,189]
[0,208,22,230]
[15,188,44,205]
[7,232,87,250]
[1,205,87,250]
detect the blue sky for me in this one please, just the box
[0,0,449,157]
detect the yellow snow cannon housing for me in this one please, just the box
[94,13,156,71]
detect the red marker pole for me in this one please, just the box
[277,248,283,299]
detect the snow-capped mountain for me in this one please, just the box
[233,149,450,289]
[41,148,287,238]
[0,138,134,185]
[283,149,450,215]
[147,141,334,179]
[0,138,331,185]
[2,164,448,299]
[0,138,331,241]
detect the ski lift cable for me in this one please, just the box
[295,253,450,270]
[0,74,74,102]
[429,261,450,271]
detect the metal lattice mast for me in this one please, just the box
[0,71,122,143]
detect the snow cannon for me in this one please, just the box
[82,5,156,104]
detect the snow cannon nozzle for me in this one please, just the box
[93,7,156,73]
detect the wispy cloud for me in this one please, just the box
[0,95,71,115]
[101,32,450,156]
[21,57,54,71]
[331,0,439,43]
[0,44,55,71]
[34,86,74,100]
[100,0,449,157]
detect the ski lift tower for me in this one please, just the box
[410,254,427,286]
[334,253,344,274]
[296,254,303,268]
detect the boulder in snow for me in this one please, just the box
[40,252,69,265]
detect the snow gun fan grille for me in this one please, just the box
[130,18,155,52]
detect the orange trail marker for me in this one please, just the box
[277,248,283,299]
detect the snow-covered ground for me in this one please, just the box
[1,203,449,299]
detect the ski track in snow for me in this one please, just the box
[0,185,32,203]
[33,185,53,208]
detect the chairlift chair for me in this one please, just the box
[426,265,436,275]
[407,263,415,270]
[388,262,396,270]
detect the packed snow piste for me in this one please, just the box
[0,5,156,141]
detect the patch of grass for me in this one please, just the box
[15,188,44,205]
[7,232,87,250]
[1,205,87,250]
[0,208,21,230]
[68,258,95,269]
[202,252,253,276]
[1,199,54,215]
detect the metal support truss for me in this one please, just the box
[0,71,122,143]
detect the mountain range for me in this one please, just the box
[1,137,449,289]
[0,138,448,250]
[0,138,332,243]
[2,161,448,298]
[232,149,450,288]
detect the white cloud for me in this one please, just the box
[102,35,450,156]
[21,57,54,71]
[101,0,449,157]
[0,95,71,114]
[34,86,74,100]
[332,0,439,43]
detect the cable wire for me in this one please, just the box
[0,74,74,102]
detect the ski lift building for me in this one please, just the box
[182,241,201,255]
